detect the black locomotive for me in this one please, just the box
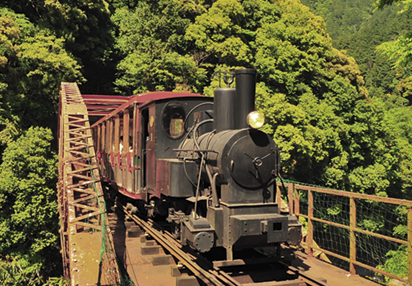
[91,68,302,261]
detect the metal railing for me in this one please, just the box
[276,181,412,284]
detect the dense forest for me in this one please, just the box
[0,0,411,284]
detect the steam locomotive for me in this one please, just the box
[91,68,302,261]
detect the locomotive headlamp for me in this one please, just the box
[246,111,265,129]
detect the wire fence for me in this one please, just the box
[277,180,412,285]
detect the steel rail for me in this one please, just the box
[120,203,239,286]
[119,202,332,286]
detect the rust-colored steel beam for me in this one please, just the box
[81,94,130,117]
[57,82,121,285]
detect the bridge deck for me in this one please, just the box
[291,252,379,286]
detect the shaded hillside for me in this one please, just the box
[302,0,412,100]
[301,0,376,40]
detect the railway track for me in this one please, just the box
[117,202,330,286]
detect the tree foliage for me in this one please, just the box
[0,255,69,285]
[375,0,412,11]
[302,0,376,40]
[376,244,408,283]
[303,0,412,100]
[0,6,84,281]
[0,8,83,131]
[1,0,115,93]
[0,127,59,277]
[112,0,207,94]
[375,0,412,69]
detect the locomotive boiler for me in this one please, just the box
[91,68,302,261]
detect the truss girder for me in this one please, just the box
[57,82,120,286]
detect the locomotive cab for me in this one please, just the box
[139,97,213,204]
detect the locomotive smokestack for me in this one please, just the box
[235,68,257,129]
[213,88,236,133]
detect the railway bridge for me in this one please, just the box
[57,82,412,286]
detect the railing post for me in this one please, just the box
[349,197,357,275]
[308,189,314,257]
[408,208,412,284]
[295,184,300,217]
[276,182,281,206]
[288,183,294,215]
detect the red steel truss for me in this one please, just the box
[57,82,121,285]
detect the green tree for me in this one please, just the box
[0,255,43,286]
[0,12,21,151]
[185,0,252,65]
[0,127,60,278]
[376,0,412,13]
[0,255,69,285]
[0,0,115,93]
[112,0,207,94]
[0,8,83,130]
[302,0,412,102]
[302,0,376,41]
[375,0,412,69]
[1,0,115,93]
[334,4,411,100]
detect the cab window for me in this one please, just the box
[162,101,185,139]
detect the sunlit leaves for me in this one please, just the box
[375,0,412,69]
[0,8,84,128]
[377,33,412,69]
[375,0,412,12]
[348,164,391,194]
[115,51,205,93]
[0,15,19,68]
[254,0,367,108]
[19,33,83,88]
[0,127,58,274]
[376,244,408,283]
[112,1,205,94]
[0,255,68,285]
[186,0,250,63]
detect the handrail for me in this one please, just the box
[276,181,412,284]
